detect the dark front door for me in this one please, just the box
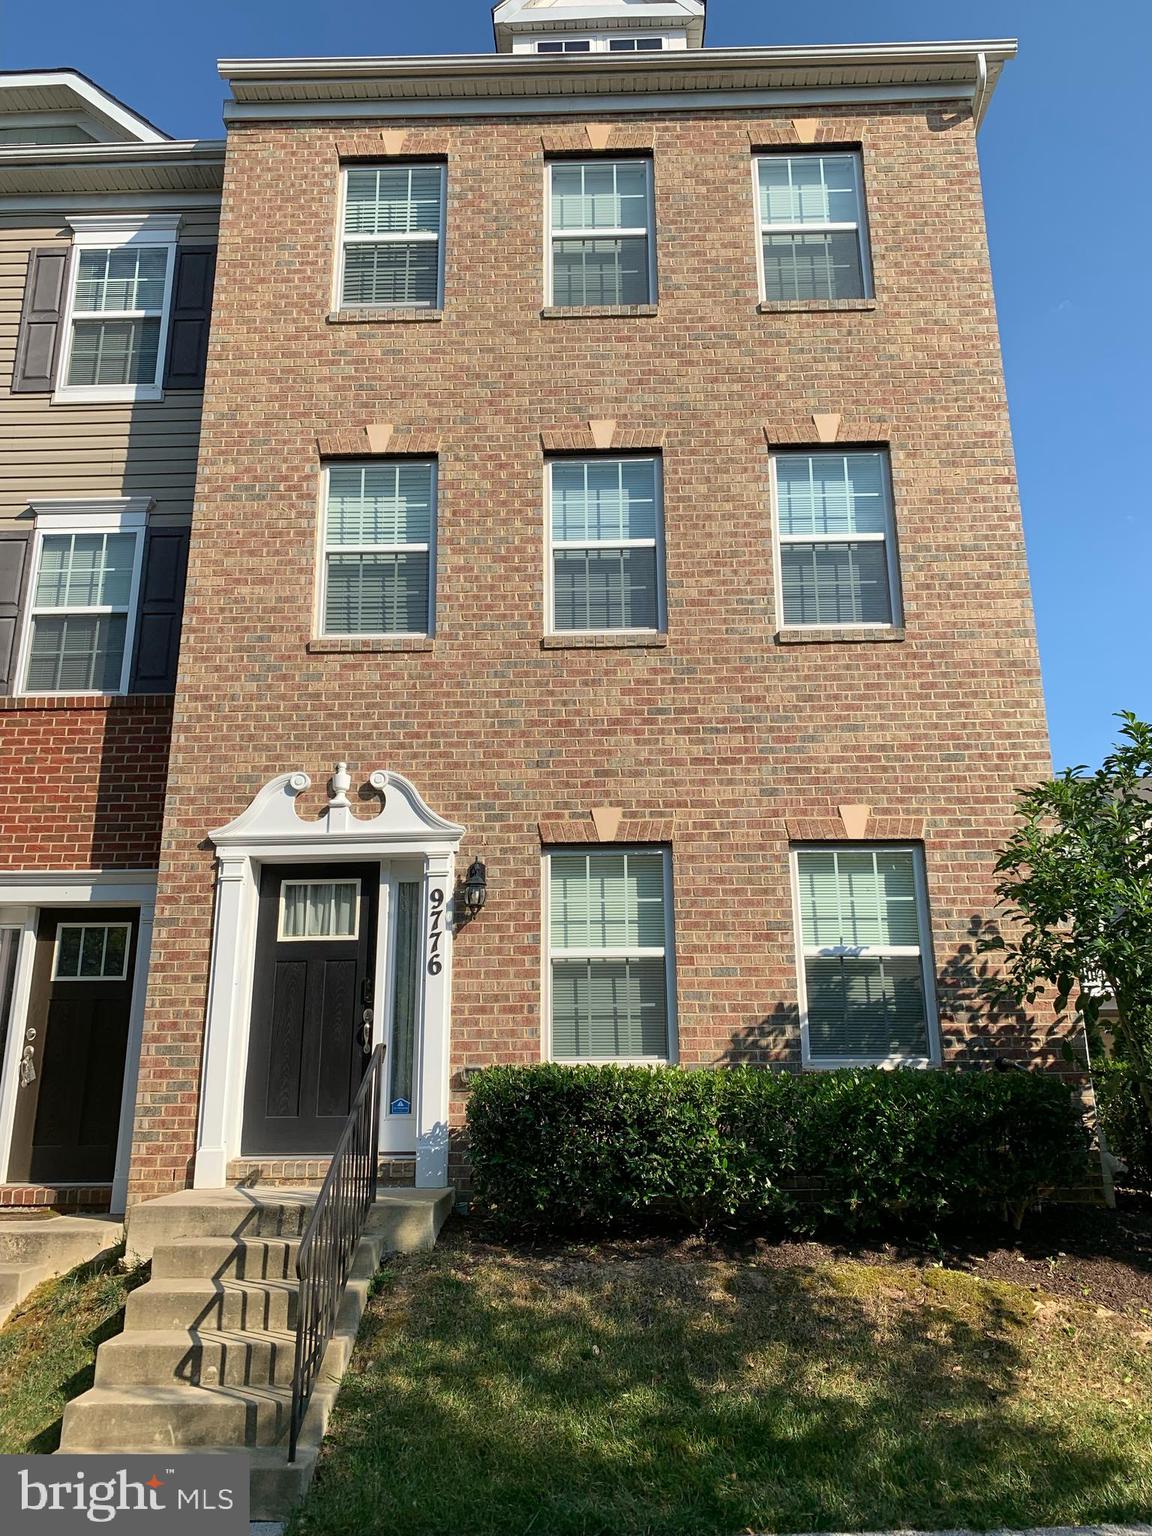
[242,863,378,1156]
[8,908,138,1183]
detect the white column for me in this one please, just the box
[193,851,256,1187]
[110,900,155,1213]
[415,850,455,1187]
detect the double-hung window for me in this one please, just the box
[339,163,445,310]
[20,511,146,695]
[548,456,663,633]
[56,215,180,402]
[547,847,674,1061]
[793,845,937,1065]
[321,460,436,638]
[772,450,899,628]
[548,159,654,306]
[755,152,870,303]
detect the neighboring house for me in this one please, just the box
[0,71,222,1213]
[1,4,1059,1216]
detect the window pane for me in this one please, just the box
[389,881,420,1112]
[776,454,886,537]
[553,546,658,631]
[551,161,648,231]
[552,957,668,1058]
[797,848,920,947]
[550,851,665,950]
[805,954,928,1059]
[609,36,663,49]
[341,242,440,308]
[327,463,434,546]
[552,238,650,306]
[758,154,860,226]
[73,247,167,312]
[780,541,891,626]
[551,459,657,542]
[344,165,443,236]
[762,232,864,302]
[26,614,127,692]
[103,925,128,976]
[280,881,358,939]
[34,533,135,609]
[66,318,161,387]
[56,927,82,977]
[79,926,107,977]
[325,552,430,634]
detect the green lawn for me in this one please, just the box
[292,1229,1152,1536]
[0,1250,146,1454]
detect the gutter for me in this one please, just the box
[0,139,226,166]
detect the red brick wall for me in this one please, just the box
[0,696,171,869]
[128,102,1060,1200]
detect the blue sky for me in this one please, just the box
[4,0,1148,771]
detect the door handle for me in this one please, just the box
[361,1007,374,1053]
[19,1045,36,1087]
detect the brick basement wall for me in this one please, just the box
[0,696,172,869]
[128,101,1066,1202]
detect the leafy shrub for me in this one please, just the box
[466,1063,1090,1237]
[1095,1058,1152,1188]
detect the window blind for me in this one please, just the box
[757,153,868,303]
[323,461,435,637]
[341,165,444,309]
[550,458,662,632]
[774,452,896,627]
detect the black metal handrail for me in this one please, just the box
[289,1043,386,1461]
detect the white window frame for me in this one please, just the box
[545,157,656,307]
[542,845,678,1065]
[52,923,132,982]
[335,163,447,312]
[752,151,873,305]
[54,214,181,404]
[277,879,362,942]
[769,448,902,631]
[317,459,437,640]
[544,454,665,636]
[514,34,684,54]
[790,843,940,1070]
[15,500,149,698]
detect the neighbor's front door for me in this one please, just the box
[8,908,138,1183]
[242,863,378,1156]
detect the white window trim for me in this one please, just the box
[52,922,132,982]
[769,448,902,631]
[545,157,656,307]
[15,499,150,698]
[317,460,438,640]
[790,843,941,1070]
[334,163,446,312]
[53,213,182,405]
[514,34,685,54]
[541,844,678,1065]
[277,879,362,942]
[544,454,666,636]
[752,150,873,305]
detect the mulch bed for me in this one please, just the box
[461,1190,1152,1320]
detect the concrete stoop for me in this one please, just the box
[57,1186,453,1519]
[0,1215,123,1328]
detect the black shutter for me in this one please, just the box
[0,531,31,694]
[163,246,216,390]
[12,246,70,394]
[129,527,189,693]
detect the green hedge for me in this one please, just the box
[466,1064,1090,1236]
[1095,1059,1152,1188]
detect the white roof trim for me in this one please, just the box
[0,71,169,143]
[211,768,465,850]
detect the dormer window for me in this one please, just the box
[608,37,665,50]
[530,35,667,53]
[535,38,593,52]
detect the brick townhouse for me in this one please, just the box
[0,71,221,1211]
[1,3,1061,1217]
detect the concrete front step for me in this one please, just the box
[126,1273,370,1334]
[60,1379,340,1450]
[94,1326,305,1390]
[0,1215,123,1328]
[151,1232,385,1283]
[79,1445,319,1522]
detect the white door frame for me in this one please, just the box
[193,767,464,1190]
[0,869,157,1214]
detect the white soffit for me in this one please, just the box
[0,70,170,143]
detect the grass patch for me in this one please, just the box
[0,1250,147,1454]
[292,1228,1152,1536]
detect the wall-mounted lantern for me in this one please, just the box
[460,858,488,921]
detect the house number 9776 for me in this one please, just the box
[427,887,445,975]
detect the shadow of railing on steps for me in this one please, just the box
[289,1044,385,1462]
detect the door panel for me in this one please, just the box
[7,908,137,1184]
[242,863,378,1156]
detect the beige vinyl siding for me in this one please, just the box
[0,214,217,523]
